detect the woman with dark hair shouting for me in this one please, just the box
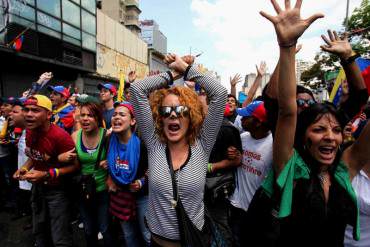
[245,0,370,246]
[130,54,227,246]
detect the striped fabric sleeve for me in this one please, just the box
[185,65,228,156]
[129,72,172,149]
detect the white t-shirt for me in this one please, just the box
[344,170,370,247]
[18,130,32,191]
[229,131,273,211]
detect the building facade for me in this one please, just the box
[0,0,97,96]
[140,19,167,73]
[100,0,141,36]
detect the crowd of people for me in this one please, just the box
[0,0,369,246]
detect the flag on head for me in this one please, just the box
[117,70,125,102]
[12,35,24,51]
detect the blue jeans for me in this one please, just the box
[32,185,73,247]
[80,190,113,247]
[119,219,141,247]
[136,195,151,246]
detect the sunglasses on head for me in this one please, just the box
[159,106,189,118]
[297,99,316,107]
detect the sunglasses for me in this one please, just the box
[297,99,316,107]
[159,106,189,118]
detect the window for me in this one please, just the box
[37,11,61,31]
[9,2,35,21]
[81,0,96,14]
[81,10,95,35]
[37,24,61,39]
[82,32,96,51]
[62,0,80,27]
[63,23,80,39]
[63,35,81,46]
[37,0,60,18]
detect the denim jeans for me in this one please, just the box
[136,194,151,246]
[32,185,73,247]
[119,219,141,247]
[79,190,113,247]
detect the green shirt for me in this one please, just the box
[261,149,360,241]
[76,128,107,192]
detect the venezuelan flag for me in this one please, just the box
[12,35,24,51]
[356,58,370,96]
[329,58,370,105]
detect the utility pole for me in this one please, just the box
[345,0,350,31]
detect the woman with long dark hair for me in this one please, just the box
[248,0,370,246]
[69,101,113,247]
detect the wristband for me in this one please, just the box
[165,71,174,86]
[279,41,297,48]
[49,168,55,179]
[207,163,213,174]
[183,65,192,81]
[140,177,146,187]
[55,168,60,178]
[137,179,142,189]
[340,53,360,66]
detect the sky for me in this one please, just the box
[139,0,363,92]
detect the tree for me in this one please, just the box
[301,0,369,90]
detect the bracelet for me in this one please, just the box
[340,53,360,66]
[137,179,142,189]
[279,41,297,48]
[207,163,213,174]
[21,167,29,172]
[48,168,60,179]
[183,65,192,81]
[165,71,174,86]
[140,177,146,187]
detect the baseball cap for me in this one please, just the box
[24,95,53,112]
[114,101,134,116]
[48,85,70,98]
[236,100,267,123]
[97,83,117,96]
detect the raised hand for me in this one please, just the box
[256,61,267,77]
[128,71,137,83]
[260,0,324,47]
[37,72,53,85]
[181,55,195,66]
[164,53,189,74]
[320,30,353,60]
[230,74,242,87]
[58,148,77,163]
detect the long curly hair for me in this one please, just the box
[150,86,205,145]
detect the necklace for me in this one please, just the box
[318,171,329,185]
[170,170,181,208]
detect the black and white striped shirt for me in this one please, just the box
[130,65,227,240]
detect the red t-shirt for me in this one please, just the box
[26,124,75,172]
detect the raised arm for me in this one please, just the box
[129,72,174,148]
[230,74,242,97]
[261,0,323,176]
[342,121,370,180]
[184,67,227,156]
[321,30,369,122]
[242,62,267,107]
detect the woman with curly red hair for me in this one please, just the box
[130,54,227,246]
